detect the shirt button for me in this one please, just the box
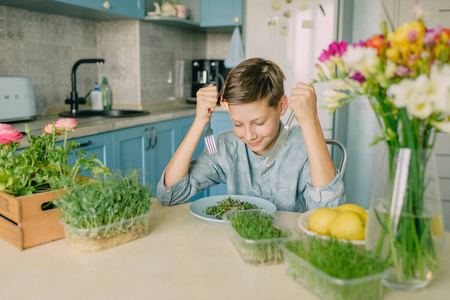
[262,173,267,177]
[261,156,265,160]
[164,202,168,206]
[166,188,170,193]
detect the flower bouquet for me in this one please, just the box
[0,118,110,249]
[314,3,449,290]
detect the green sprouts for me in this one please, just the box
[205,197,259,219]
[55,170,152,229]
[225,210,291,265]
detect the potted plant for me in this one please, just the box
[313,3,449,290]
[0,118,110,250]
[223,209,293,265]
[54,170,153,252]
[281,237,387,300]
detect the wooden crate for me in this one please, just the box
[0,189,68,250]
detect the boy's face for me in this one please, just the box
[228,97,287,156]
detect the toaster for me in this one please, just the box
[0,76,36,123]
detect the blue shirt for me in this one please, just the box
[157,123,345,212]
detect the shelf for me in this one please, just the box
[144,15,201,31]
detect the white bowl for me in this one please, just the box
[298,209,366,246]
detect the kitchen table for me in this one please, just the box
[0,200,449,300]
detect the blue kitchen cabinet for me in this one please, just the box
[52,0,145,19]
[111,124,150,184]
[208,111,233,196]
[146,120,177,196]
[200,0,242,27]
[177,116,205,159]
[177,116,208,201]
[66,132,113,178]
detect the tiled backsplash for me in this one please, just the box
[0,6,231,116]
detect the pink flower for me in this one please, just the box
[0,123,23,144]
[407,29,418,42]
[395,65,410,76]
[319,41,348,62]
[423,30,436,46]
[44,123,62,135]
[54,118,78,132]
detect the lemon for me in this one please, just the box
[308,208,339,235]
[329,211,365,241]
[335,203,368,225]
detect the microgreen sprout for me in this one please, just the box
[225,210,291,265]
[282,237,387,300]
[54,170,152,252]
[205,196,259,219]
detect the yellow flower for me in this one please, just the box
[386,48,400,62]
[387,21,425,58]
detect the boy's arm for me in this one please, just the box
[164,84,218,187]
[289,82,336,187]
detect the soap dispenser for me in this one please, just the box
[91,82,103,111]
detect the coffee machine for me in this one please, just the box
[187,59,231,104]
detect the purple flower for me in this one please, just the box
[407,29,418,42]
[319,41,348,62]
[394,65,409,76]
[423,30,436,46]
[350,72,365,83]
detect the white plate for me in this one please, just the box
[189,195,277,223]
[298,209,366,245]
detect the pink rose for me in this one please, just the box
[0,123,23,144]
[55,118,79,132]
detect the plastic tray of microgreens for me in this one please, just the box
[222,209,294,266]
[60,212,152,253]
[280,237,387,300]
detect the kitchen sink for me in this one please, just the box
[59,110,150,118]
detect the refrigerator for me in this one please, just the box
[243,0,342,139]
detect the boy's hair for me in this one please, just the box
[221,58,285,108]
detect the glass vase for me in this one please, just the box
[366,146,444,291]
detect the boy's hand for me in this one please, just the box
[196,84,218,122]
[289,82,319,125]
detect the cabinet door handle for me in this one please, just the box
[145,128,152,151]
[103,1,111,9]
[233,17,240,23]
[76,140,92,148]
[151,126,157,149]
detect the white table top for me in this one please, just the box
[0,200,449,300]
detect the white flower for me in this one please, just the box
[407,96,434,119]
[429,64,450,113]
[431,120,450,133]
[387,79,416,108]
[322,89,349,108]
[342,46,379,77]
[327,79,355,92]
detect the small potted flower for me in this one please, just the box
[0,118,110,250]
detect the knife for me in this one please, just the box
[266,111,295,166]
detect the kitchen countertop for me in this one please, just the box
[0,200,448,300]
[9,100,227,147]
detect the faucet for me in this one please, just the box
[64,58,105,116]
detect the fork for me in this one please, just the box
[204,111,217,154]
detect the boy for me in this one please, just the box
[157,58,344,212]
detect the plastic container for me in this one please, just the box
[223,209,294,265]
[91,82,103,111]
[280,242,387,300]
[60,211,151,253]
[100,77,112,110]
